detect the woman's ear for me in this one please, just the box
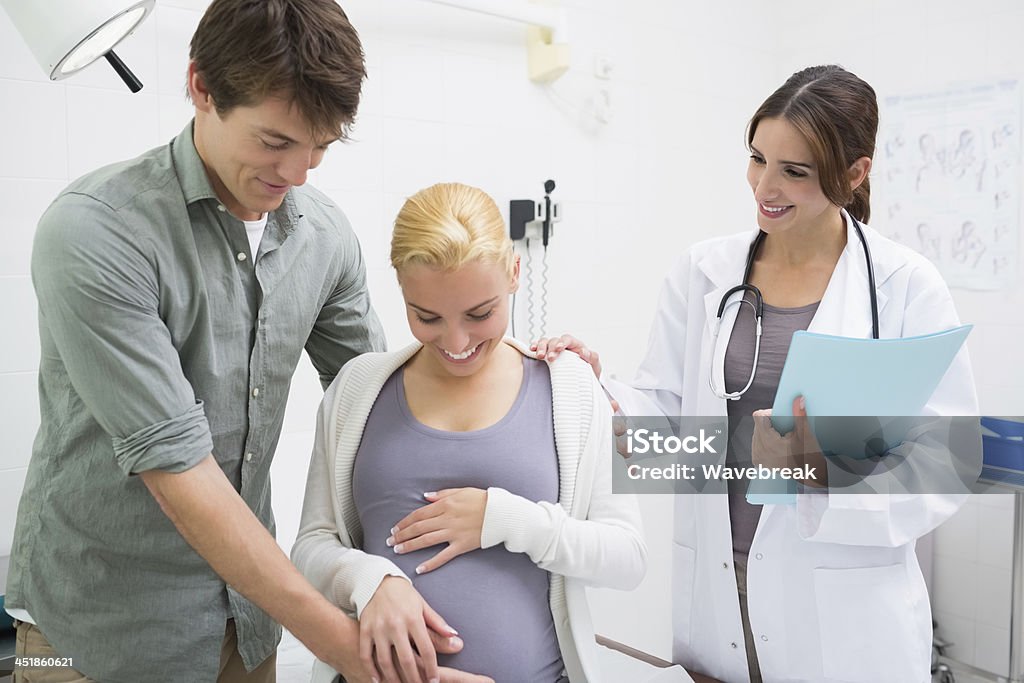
[510,255,521,293]
[848,156,872,191]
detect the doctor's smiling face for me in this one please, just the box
[746,117,836,235]
[746,65,877,233]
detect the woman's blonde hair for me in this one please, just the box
[391,183,514,275]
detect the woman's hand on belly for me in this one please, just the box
[388,488,487,574]
[360,576,465,683]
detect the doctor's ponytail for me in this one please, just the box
[747,65,878,224]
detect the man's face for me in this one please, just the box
[191,73,338,220]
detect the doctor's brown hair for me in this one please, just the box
[747,65,878,223]
[189,0,365,140]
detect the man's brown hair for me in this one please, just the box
[189,0,366,140]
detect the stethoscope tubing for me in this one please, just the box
[709,214,879,401]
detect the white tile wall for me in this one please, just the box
[281,353,328,437]
[932,552,980,621]
[380,117,450,195]
[0,80,68,180]
[157,93,195,142]
[269,430,316,557]
[66,86,162,179]
[974,622,1012,677]
[932,494,1017,676]
[309,115,385,194]
[0,469,27,555]
[977,493,1016,571]
[0,373,39,472]
[154,5,201,96]
[934,608,977,666]
[0,178,66,277]
[379,44,448,123]
[936,493,981,548]
[0,277,38,374]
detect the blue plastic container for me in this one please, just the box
[981,417,1024,472]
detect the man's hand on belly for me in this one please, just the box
[361,576,466,683]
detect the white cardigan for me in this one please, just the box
[292,338,648,682]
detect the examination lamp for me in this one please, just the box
[0,0,154,92]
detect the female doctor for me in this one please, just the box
[536,65,978,683]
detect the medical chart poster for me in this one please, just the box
[874,79,1021,290]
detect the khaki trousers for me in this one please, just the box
[13,619,276,683]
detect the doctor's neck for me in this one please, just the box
[760,209,847,267]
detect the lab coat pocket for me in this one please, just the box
[670,542,698,648]
[813,564,919,682]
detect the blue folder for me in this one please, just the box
[746,324,973,504]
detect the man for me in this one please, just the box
[4,1,484,682]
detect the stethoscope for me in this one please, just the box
[709,213,879,401]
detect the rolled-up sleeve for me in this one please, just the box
[33,192,212,475]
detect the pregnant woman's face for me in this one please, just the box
[398,258,519,378]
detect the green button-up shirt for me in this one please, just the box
[6,122,385,683]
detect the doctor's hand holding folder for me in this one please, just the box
[747,324,977,504]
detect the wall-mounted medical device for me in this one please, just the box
[510,179,561,246]
[0,0,154,92]
[510,180,562,341]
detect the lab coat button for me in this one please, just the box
[252,387,260,398]
[722,562,729,569]
[245,452,253,462]
[237,252,247,261]
[755,553,764,560]
[217,204,226,212]
[730,642,738,649]
[761,635,768,642]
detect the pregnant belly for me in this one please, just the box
[405,545,564,682]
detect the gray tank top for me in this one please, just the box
[353,356,566,682]
[724,292,819,563]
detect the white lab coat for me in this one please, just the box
[606,214,979,683]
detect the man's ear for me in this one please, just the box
[187,61,215,114]
[848,156,872,191]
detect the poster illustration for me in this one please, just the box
[874,79,1020,290]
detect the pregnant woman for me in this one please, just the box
[292,182,648,683]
